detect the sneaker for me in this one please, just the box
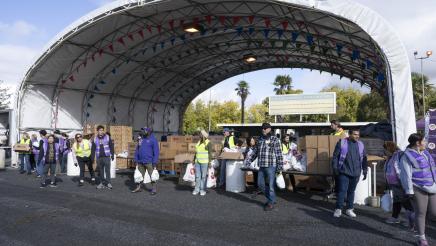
[19,170,26,174]
[345,209,357,218]
[49,182,57,188]
[264,203,274,211]
[385,217,401,224]
[40,183,47,188]
[27,172,32,175]
[418,239,429,246]
[96,183,104,189]
[36,175,41,178]
[333,209,342,218]
[91,178,96,184]
[200,191,206,196]
[131,186,141,193]
[192,190,199,196]
[79,180,84,186]
[106,183,113,190]
[150,191,157,196]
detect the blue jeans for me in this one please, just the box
[194,163,208,192]
[37,159,44,176]
[60,153,68,173]
[336,174,360,209]
[219,159,227,187]
[258,166,277,205]
[19,154,31,173]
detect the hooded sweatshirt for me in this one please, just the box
[134,133,159,166]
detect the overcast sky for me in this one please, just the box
[1,0,435,107]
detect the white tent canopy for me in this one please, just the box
[15,0,415,148]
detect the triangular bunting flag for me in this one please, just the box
[248,16,254,24]
[117,37,125,46]
[282,21,288,30]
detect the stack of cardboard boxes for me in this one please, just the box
[298,135,341,175]
[158,136,194,174]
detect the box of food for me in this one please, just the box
[174,153,195,163]
[329,136,341,155]
[317,148,330,161]
[305,136,318,149]
[305,148,317,173]
[13,144,30,152]
[218,152,244,160]
[317,136,329,149]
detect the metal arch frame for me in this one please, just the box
[17,0,392,136]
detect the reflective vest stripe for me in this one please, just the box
[196,139,210,164]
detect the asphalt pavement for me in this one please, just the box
[0,168,434,246]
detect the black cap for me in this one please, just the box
[54,129,61,134]
[261,122,272,129]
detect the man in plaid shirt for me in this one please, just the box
[249,122,283,211]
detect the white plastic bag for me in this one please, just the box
[206,167,216,188]
[134,166,144,183]
[211,159,220,169]
[143,169,151,184]
[381,190,393,212]
[276,172,285,189]
[151,168,160,181]
[249,158,259,170]
[183,163,196,182]
[282,161,291,171]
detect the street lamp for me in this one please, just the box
[414,50,433,118]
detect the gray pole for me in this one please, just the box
[208,89,211,133]
[421,58,425,118]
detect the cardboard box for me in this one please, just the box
[305,136,318,148]
[174,153,195,163]
[160,162,175,171]
[116,157,129,169]
[188,143,196,153]
[184,136,193,143]
[317,148,330,161]
[174,163,183,173]
[13,144,30,152]
[167,136,183,143]
[317,160,332,175]
[159,149,177,159]
[218,152,244,160]
[298,137,306,151]
[317,136,329,149]
[305,148,317,173]
[329,136,341,156]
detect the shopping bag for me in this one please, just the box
[183,163,196,182]
[143,169,151,184]
[249,158,259,170]
[381,190,393,212]
[206,167,216,188]
[276,172,285,189]
[134,166,144,183]
[211,159,220,169]
[151,168,160,181]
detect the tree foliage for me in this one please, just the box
[235,80,250,124]
[321,86,363,122]
[357,92,388,121]
[0,81,11,110]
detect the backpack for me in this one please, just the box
[384,151,403,185]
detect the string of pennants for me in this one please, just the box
[62,15,385,85]
[70,15,386,119]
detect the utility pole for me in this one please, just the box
[414,50,433,118]
[208,89,212,133]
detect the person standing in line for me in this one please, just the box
[91,125,114,190]
[400,133,436,246]
[72,133,95,186]
[54,130,69,174]
[18,132,32,175]
[218,128,237,188]
[132,127,159,196]
[383,141,414,228]
[248,123,284,211]
[332,130,368,218]
[281,134,297,191]
[30,134,40,173]
[39,135,59,188]
[243,136,261,196]
[36,130,48,178]
[192,130,212,196]
[330,120,348,138]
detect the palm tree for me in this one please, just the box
[235,80,250,124]
[273,75,293,95]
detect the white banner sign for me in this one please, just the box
[269,92,336,115]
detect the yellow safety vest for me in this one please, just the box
[73,139,91,158]
[195,139,210,164]
[333,129,348,138]
[222,136,236,149]
[20,139,31,153]
[282,143,289,155]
